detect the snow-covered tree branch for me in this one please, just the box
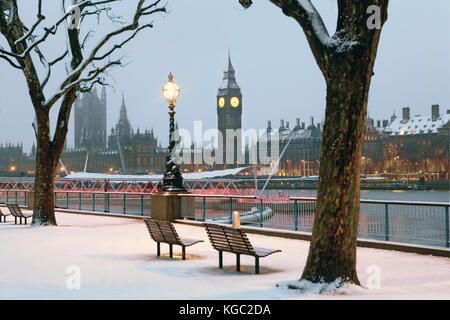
[0,0,167,226]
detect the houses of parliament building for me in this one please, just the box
[0,55,448,181]
[0,87,167,175]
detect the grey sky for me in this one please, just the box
[0,0,449,153]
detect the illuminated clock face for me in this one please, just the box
[230,96,240,108]
[218,97,225,108]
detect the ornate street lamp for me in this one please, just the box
[161,73,186,192]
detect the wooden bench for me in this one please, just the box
[0,205,11,222]
[7,204,32,225]
[144,218,203,260]
[203,223,281,274]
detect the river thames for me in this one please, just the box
[263,189,450,203]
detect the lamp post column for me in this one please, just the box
[151,73,193,222]
[162,101,185,192]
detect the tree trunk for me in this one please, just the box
[33,155,57,226]
[32,111,57,226]
[237,0,389,287]
[301,53,374,285]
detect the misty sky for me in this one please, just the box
[0,0,449,153]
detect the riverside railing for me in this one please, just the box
[53,191,152,216]
[1,190,449,248]
[0,190,27,206]
[179,194,450,249]
[0,190,152,216]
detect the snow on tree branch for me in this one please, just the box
[0,51,21,68]
[239,0,334,74]
[36,0,165,109]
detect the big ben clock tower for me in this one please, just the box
[217,53,242,168]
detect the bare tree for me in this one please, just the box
[238,0,389,286]
[0,0,166,226]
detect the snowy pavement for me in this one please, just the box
[0,212,449,300]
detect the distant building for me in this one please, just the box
[361,117,384,174]
[381,105,450,180]
[7,89,166,175]
[74,87,107,152]
[107,94,165,173]
[217,53,243,167]
[0,143,24,172]
[271,118,322,177]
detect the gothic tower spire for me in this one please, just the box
[117,91,131,138]
[217,51,243,168]
[219,51,240,93]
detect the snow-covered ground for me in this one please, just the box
[0,212,449,300]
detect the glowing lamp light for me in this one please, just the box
[161,72,186,192]
[162,73,180,104]
[10,165,16,171]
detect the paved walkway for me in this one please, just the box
[0,212,449,299]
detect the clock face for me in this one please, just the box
[230,96,240,108]
[218,97,225,108]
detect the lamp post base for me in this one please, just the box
[162,177,186,192]
[151,191,194,222]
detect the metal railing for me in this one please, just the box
[0,190,152,216]
[0,190,27,206]
[54,191,152,216]
[1,190,449,248]
[179,194,450,249]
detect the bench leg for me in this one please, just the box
[255,257,259,274]
[24,218,27,225]
[20,217,22,225]
[157,243,160,257]
[14,217,17,225]
[182,246,186,260]
[236,254,240,272]
[219,251,223,269]
[169,244,173,258]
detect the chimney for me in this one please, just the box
[402,107,410,123]
[447,109,450,114]
[296,118,301,128]
[377,120,381,128]
[302,122,305,129]
[280,119,285,129]
[286,121,289,129]
[382,120,389,128]
[317,123,321,130]
[432,104,440,121]
[267,120,272,130]
[311,117,314,125]
[390,113,397,122]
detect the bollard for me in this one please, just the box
[232,211,240,228]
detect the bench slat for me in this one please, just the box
[203,223,281,259]
[144,218,204,250]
